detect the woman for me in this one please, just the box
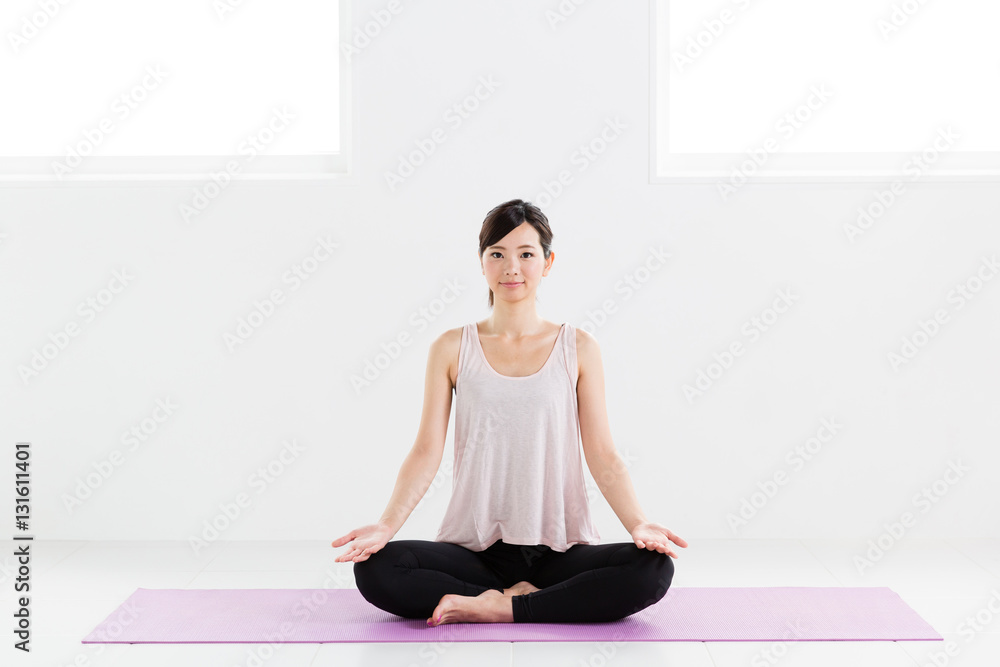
[332,198,687,626]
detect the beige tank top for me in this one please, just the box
[435,321,601,552]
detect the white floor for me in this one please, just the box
[1,538,997,667]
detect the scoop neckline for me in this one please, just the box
[473,322,565,380]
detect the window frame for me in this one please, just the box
[648,0,1000,184]
[0,0,353,184]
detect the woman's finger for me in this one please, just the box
[330,532,354,547]
[668,532,689,548]
[342,545,365,562]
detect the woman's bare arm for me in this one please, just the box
[333,330,457,561]
[575,328,687,556]
[376,446,442,535]
[373,329,457,535]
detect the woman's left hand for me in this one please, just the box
[631,521,688,558]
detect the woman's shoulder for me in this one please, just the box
[430,325,465,355]
[439,323,467,338]
[573,324,597,348]
[429,325,466,388]
[574,326,600,373]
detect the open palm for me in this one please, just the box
[631,521,688,558]
[331,523,394,563]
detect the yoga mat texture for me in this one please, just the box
[81,587,942,644]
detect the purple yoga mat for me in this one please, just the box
[81,587,942,644]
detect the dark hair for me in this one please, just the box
[478,199,553,308]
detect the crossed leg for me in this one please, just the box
[510,542,675,623]
[353,539,674,625]
[353,539,506,620]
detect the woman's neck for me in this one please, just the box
[482,306,546,339]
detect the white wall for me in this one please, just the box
[1,0,998,548]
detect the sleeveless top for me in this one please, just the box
[434,321,601,552]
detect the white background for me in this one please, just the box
[1,0,998,547]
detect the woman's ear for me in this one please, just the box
[543,250,555,275]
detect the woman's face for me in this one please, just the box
[481,222,552,302]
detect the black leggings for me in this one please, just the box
[353,539,674,623]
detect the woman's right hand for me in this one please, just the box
[331,522,394,563]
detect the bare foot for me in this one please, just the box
[427,589,513,626]
[502,580,540,597]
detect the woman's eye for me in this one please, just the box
[489,251,532,258]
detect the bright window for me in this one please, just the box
[0,0,349,180]
[651,0,1000,183]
